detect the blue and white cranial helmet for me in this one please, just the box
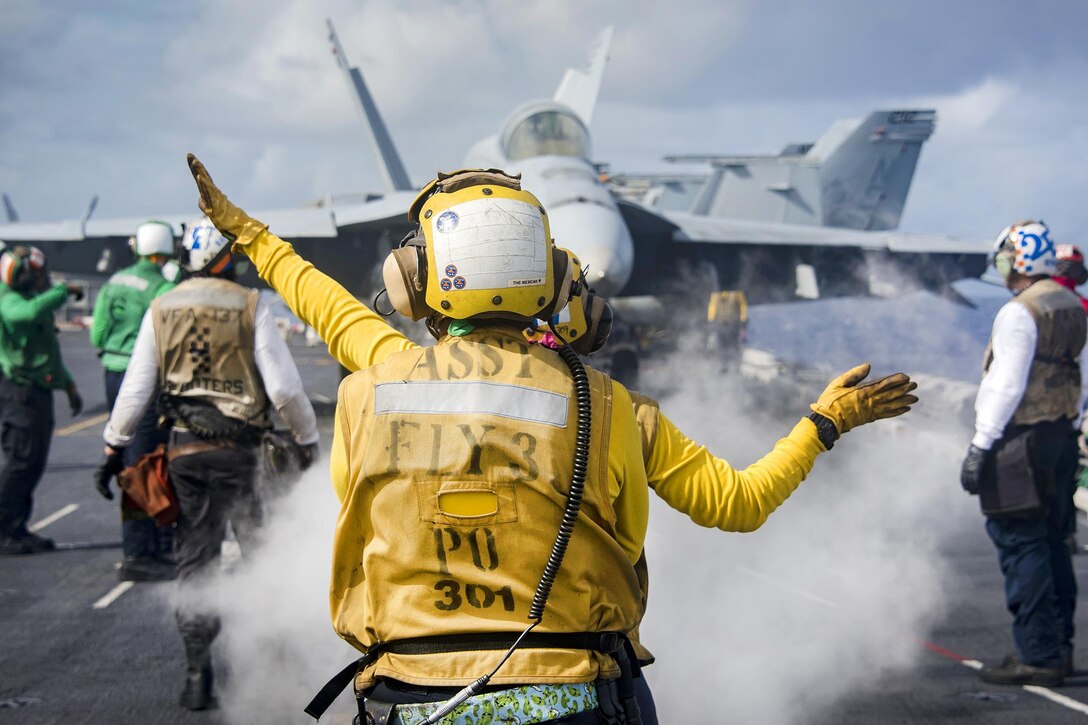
[182,217,231,273]
[993,220,1058,277]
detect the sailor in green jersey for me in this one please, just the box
[0,245,84,555]
[90,221,178,580]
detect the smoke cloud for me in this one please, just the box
[163,460,359,723]
[159,289,989,724]
[635,301,982,723]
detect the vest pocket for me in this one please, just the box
[417,480,519,525]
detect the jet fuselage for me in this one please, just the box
[464,101,635,297]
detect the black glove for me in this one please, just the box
[297,442,319,471]
[94,448,126,500]
[960,444,990,494]
[66,382,83,417]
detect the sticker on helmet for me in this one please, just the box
[436,211,459,234]
[445,264,458,278]
[453,276,467,289]
[440,278,453,291]
[1016,228,1054,262]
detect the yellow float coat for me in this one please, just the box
[333,330,646,686]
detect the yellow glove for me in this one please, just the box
[810,362,918,434]
[186,153,268,246]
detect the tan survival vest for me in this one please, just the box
[332,328,644,688]
[983,278,1086,426]
[150,277,269,427]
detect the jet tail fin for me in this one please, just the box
[811,109,936,231]
[2,194,18,223]
[553,26,613,125]
[81,195,98,226]
[327,18,413,193]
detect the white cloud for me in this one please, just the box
[1,0,1086,248]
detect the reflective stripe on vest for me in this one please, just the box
[375,380,569,427]
[107,273,151,292]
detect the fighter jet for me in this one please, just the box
[323,21,988,304]
[0,21,987,307]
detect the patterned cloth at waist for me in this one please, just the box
[382,682,597,725]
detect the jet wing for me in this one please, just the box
[0,192,424,286]
[0,191,426,247]
[0,207,341,243]
[661,209,989,255]
[332,192,417,229]
[0,220,86,242]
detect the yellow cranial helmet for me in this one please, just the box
[383,169,570,321]
[525,248,613,355]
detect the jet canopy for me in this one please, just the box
[502,104,591,161]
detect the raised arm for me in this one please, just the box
[186,153,417,372]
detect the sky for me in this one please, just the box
[2,0,1087,244]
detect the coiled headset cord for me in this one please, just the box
[423,341,591,724]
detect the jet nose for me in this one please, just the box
[578,247,629,297]
[547,204,633,298]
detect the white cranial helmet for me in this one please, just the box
[133,221,175,257]
[181,217,231,273]
[992,220,1058,277]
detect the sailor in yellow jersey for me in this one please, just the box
[188,155,917,725]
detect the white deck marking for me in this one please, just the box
[27,503,78,532]
[55,412,109,437]
[92,582,133,609]
[740,566,1088,717]
[1023,686,1088,715]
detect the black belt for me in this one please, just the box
[304,631,633,720]
[169,429,205,447]
[168,427,260,448]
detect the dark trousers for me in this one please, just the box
[104,369,170,559]
[985,422,1079,668]
[169,445,260,666]
[0,377,53,536]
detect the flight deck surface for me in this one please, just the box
[3,329,1088,724]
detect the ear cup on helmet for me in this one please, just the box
[995,252,1014,278]
[538,246,573,319]
[0,249,21,288]
[583,293,613,355]
[0,246,45,292]
[383,244,429,320]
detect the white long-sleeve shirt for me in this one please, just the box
[104,293,319,448]
[973,301,1088,449]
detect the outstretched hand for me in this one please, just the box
[186,153,265,244]
[810,362,918,434]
